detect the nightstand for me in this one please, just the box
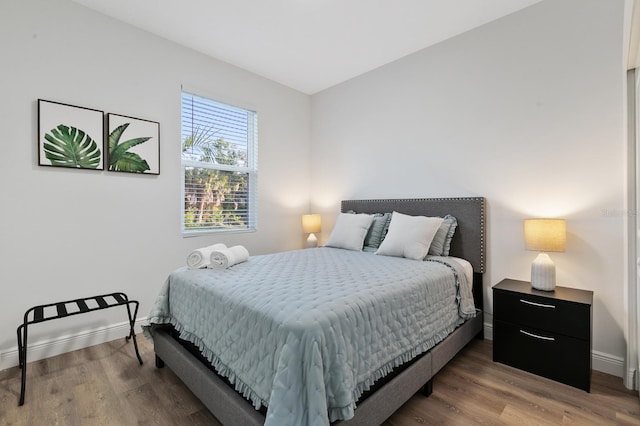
[492,278,593,392]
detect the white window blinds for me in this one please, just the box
[181,92,257,234]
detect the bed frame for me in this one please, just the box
[153,197,486,425]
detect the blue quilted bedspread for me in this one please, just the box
[143,247,475,425]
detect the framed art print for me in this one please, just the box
[107,113,160,175]
[38,99,104,170]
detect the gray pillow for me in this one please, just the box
[364,212,392,249]
[428,215,458,256]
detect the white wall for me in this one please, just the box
[0,0,310,367]
[311,0,627,371]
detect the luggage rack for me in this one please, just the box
[16,292,143,406]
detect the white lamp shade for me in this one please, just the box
[524,219,566,252]
[302,214,321,234]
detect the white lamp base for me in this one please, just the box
[306,233,318,248]
[531,252,556,291]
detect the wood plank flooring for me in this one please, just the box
[1,336,638,425]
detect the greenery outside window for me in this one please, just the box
[181,92,258,235]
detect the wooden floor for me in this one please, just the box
[1,336,639,425]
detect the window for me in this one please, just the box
[181,92,257,235]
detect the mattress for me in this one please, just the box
[143,247,475,426]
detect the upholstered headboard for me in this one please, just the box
[341,197,486,311]
[341,197,486,274]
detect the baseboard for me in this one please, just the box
[484,320,493,340]
[0,317,146,372]
[625,367,638,390]
[483,322,624,378]
[592,350,625,378]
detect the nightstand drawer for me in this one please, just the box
[493,290,590,340]
[493,319,591,391]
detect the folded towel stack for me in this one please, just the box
[186,243,227,269]
[208,245,250,270]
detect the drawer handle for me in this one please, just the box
[520,329,555,341]
[520,299,556,309]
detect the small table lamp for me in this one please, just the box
[524,218,566,291]
[302,214,321,248]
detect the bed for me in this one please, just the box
[145,197,486,426]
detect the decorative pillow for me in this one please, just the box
[364,212,392,249]
[441,214,458,256]
[376,212,444,260]
[428,214,458,256]
[325,213,374,251]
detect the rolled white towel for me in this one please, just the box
[208,245,250,270]
[186,243,227,269]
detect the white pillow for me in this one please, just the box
[325,213,374,251]
[376,212,444,260]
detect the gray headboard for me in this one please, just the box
[341,197,486,274]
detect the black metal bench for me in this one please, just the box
[16,292,143,406]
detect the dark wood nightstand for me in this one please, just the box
[492,278,593,392]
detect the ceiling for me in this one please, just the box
[72,0,543,94]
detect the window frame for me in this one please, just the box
[180,91,258,236]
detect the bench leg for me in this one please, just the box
[17,323,28,406]
[125,301,143,365]
[130,333,143,365]
[17,326,23,369]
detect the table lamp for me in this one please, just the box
[524,218,566,291]
[302,214,321,248]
